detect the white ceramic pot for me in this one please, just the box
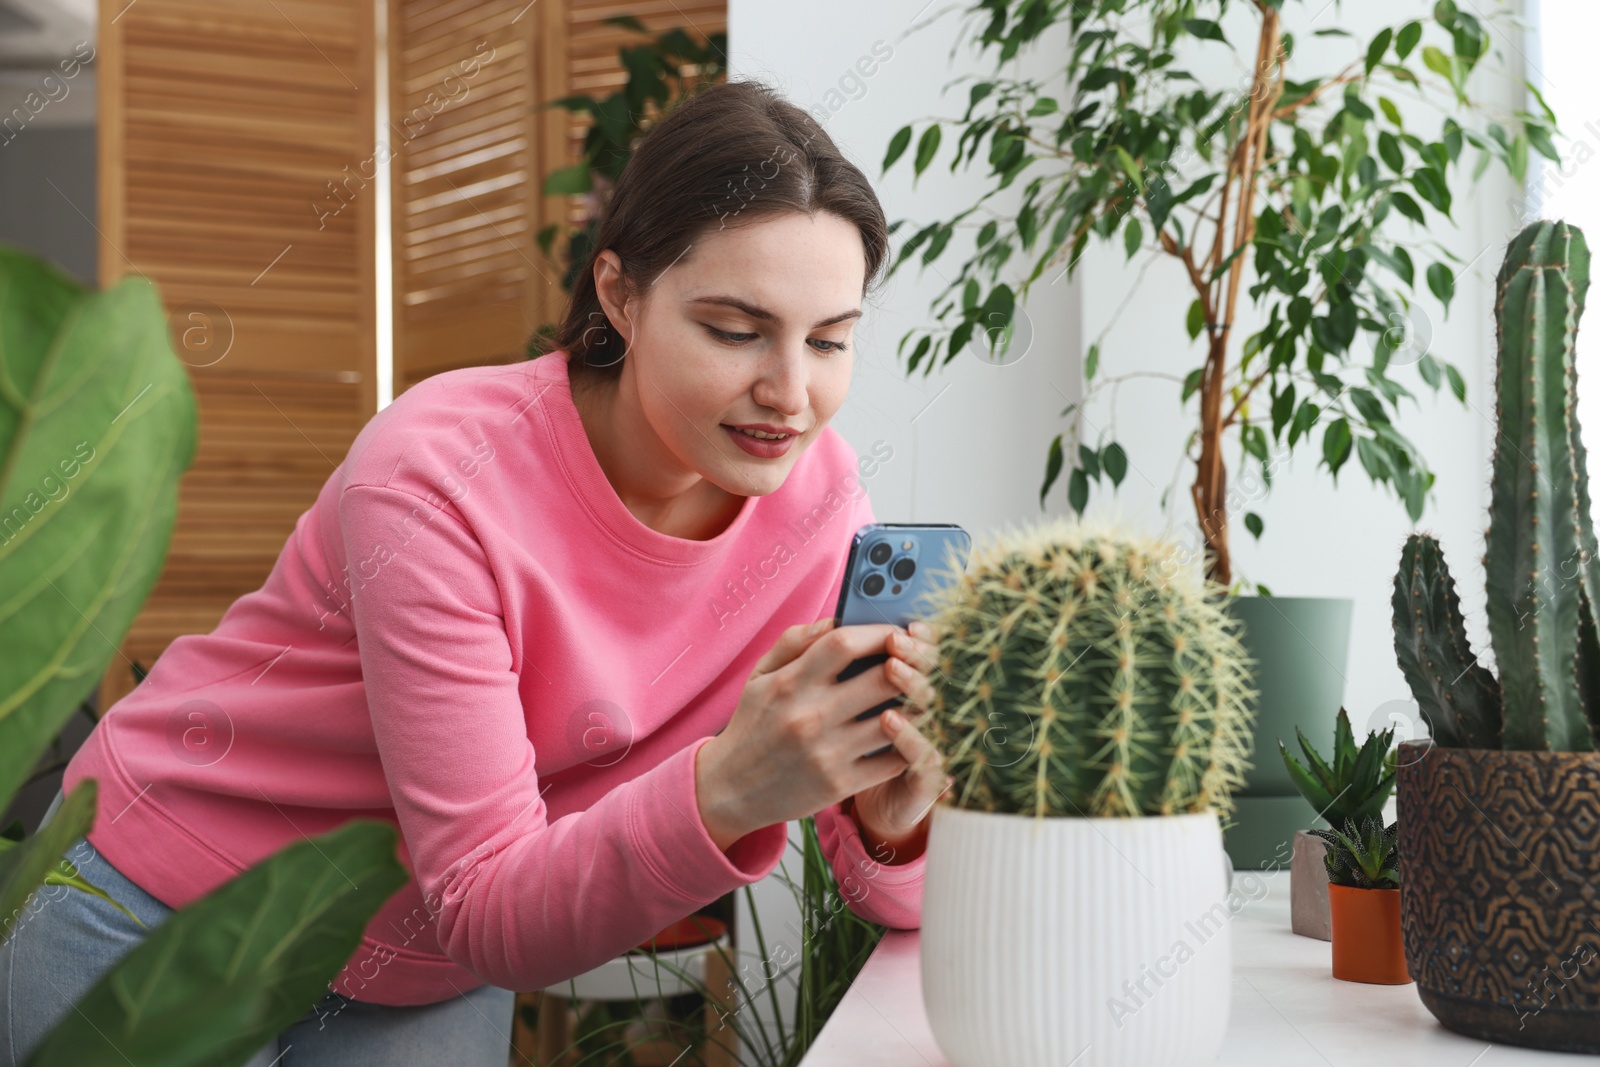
[921,806,1233,1067]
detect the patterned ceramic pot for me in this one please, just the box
[1397,740,1600,1053]
[920,806,1233,1067]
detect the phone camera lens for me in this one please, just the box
[862,573,886,596]
[891,557,916,581]
[868,542,893,566]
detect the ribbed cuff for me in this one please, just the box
[627,735,789,903]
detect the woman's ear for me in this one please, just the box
[592,250,632,347]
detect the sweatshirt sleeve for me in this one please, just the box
[808,481,925,931]
[339,483,790,991]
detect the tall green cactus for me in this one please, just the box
[911,517,1258,818]
[1391,219,1600,751]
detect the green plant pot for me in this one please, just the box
[1220,596,1353,870]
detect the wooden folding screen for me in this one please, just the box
[96,0,377,709]
[96,0,726,710]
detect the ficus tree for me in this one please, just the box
[882,0,1555,588]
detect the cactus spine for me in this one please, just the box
[1390,220,1600,751]
[912,517,1258,818]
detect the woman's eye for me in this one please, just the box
[706,326,758,345]
[810,338,850,353]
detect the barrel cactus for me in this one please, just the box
[1391,218,1600,751]
[906,516,1258,818]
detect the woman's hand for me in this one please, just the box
[694,616,949,852]
[847,620,951,862]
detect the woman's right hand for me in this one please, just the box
[694,617,937,851]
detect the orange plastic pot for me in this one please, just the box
[1328,884,1411,984]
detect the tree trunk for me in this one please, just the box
[1192,331,1231,586]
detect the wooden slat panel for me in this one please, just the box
[391,0,543,383]
[97,0,375,709]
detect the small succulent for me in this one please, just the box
[1309,816,1400,890]
[1278,706,1397,828]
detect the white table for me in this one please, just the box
[798,870,1595,1065]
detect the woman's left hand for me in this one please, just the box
[849,620,952,859]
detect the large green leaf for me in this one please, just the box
[0,245,196,813]
[26,820,409,1067]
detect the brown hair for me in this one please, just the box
[532,79,890,385]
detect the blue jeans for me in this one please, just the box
[1,789,515,1066]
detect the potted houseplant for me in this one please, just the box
[883,0,1559,868]
[907,516,1258,1067]
[1389,218,1600,1053]
[1279,706,1397,939]
[0,243,409,1062]
[1309,816,1409,984]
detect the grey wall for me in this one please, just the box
[0,121,97,284]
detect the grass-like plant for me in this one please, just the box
[1278,706,1397,827]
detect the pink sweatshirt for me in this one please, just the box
[62,349,924,1006]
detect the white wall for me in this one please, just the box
[1075,2,1527,737]
[727,1,1084,1046]
[726,0,1526,1047]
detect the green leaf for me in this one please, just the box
[1079,443,1101,481]
[1244,512,1264,539]
[883,125,912,172]
[1113,146,1144,193]
[1183,18,1226,42]
[1526,123,1561,164]
[0,247,197,814]
[1365,28,1392,74]
[1357,435,1394,481]
[543,163,592,196]
[1378,130,1404,172]
[1271,383,1296,439]
[27,821,409,1066]
[1395,21,1423,60]
[1289,398,1321,447]
[1378,96,1403,128]
[1103,442,1128,486]
[1187,299,1205,341]
[1388,190,1426,226]
[1041,433,1064,506]
[1421,45,1452,79]
[1445,362,1467,402]
[1323,417,1353,477]
[1427,262,1455,312]
[1182,367,1204,404]
[1085,342,1100,381]
[1068,466,1089,515]
[914,124,942,177]
[0,780,98,937]
[1123,216,1144,260]
[1410,167,1451,216]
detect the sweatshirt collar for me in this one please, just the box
[524,350,757,565]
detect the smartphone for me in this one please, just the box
[832,523,971,757]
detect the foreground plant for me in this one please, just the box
[0,244,407,1066]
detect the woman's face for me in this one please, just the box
[592,210,865,499]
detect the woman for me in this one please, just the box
[0,79,948,1065]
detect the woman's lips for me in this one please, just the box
[722,424,795,457]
